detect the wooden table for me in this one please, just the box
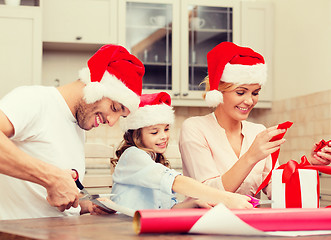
[0,214,331,240]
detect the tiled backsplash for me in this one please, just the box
[86,89,331,166]
[250,89,331,164]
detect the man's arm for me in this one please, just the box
[0,110,80,212]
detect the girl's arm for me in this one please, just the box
[172,175,252,209]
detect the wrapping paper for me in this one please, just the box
[133,204,331,236]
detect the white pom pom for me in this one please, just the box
[79,67,91,84]
[83,82,104,104]
[205,90,223,107]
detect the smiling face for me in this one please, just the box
[140,124,170,154]
[75,97,130,131]
[221,84,261,121]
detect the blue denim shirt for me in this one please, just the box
[111,147,180,210]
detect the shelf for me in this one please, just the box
[43,42,105,52]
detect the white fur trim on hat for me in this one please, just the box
[79,67,140,113]
[222,63,267,85]
[120,104,174,132]
[205,90,224,107]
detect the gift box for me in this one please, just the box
[270,155,331,208]
[271,168,319,208]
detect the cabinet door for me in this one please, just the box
[42,0,117,44]
[180,0,241,101]
[118,0,180,96]
[241,1,273,108]
[0,6,42,98]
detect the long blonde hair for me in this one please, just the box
[201,75,239,98]
[111,129,170,169]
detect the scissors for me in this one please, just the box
[72,169,115,213]
[246,195,273,208]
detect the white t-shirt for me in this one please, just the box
[0,86,85,220]
[111,147,180,210]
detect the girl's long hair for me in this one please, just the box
[111,129,170,169]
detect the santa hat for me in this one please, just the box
[205,42,267,107]
[79,44,144,113]
[120,92,174,132]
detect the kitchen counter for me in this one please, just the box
[1,213,331,240]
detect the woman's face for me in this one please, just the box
[221,84,261,121]
[141,124,170,154]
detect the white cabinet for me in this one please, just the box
[0,5,42,98]
[118,0,180,97]
[118,0,272,107]
[42,0,118,47]
[179,0,241,106]
[241,1,273,108]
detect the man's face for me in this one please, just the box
[75,98,130,131]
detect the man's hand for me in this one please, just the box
[45,169,80,212]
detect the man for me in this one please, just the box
[0,44,144,220]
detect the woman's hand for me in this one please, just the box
[309,141,331,165]
[244,126,286,165]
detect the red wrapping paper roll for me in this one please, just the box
[133,208,207,234]
[133,208,331,234]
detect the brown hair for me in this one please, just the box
[111,129,170,169]
[201,75,239,99]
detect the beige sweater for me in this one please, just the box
[179,113,274,198]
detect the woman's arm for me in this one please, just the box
[221,126,286,192]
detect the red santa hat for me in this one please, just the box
[79,44,144,113]
[120,92,174,132]
[205,42,267,107]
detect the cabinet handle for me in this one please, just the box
[174,93,180,96]
[54,79,60,87]
[76,36,82,40]
[182,93,189,97]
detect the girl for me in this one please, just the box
[179,42,331,199]
[110,92,252,210]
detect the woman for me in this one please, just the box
[179,42,330,199]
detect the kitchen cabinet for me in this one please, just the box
[118,0,272,107]
[118,0,180,97]
[0,3,42,98]
[241,1,273,108]
[42,0,118,49]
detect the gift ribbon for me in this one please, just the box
[277,155,331,208]
[254,121,293,196]
[314,139,331,152]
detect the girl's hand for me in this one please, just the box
[244,126,286,165]
[309,142,331,165]
[88,198,116,215]
[221,192,253,209]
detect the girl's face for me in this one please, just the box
[221,84,261,121]
[141,124,170,154]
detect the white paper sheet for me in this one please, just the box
[189,204,331,237]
